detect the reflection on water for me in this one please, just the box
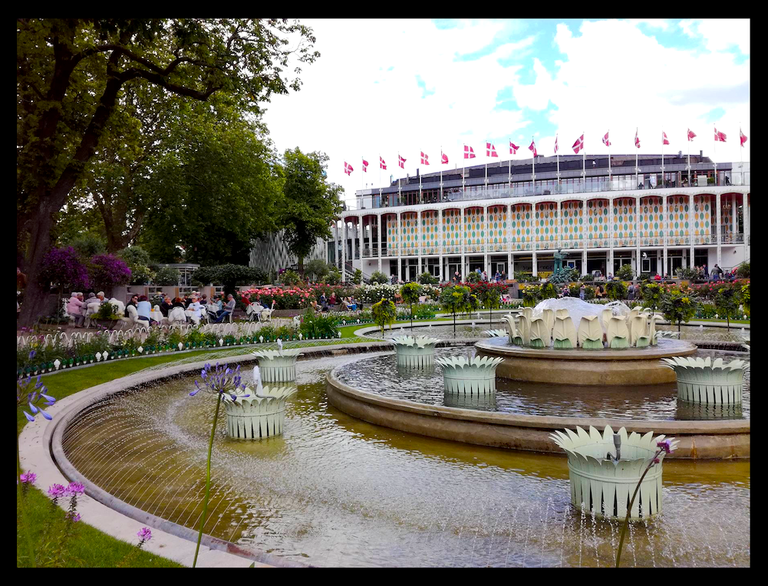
[335,348,749,421]
[60,354,750,567]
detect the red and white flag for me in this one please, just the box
[528,139,537,157]
[740,129,748,147]
[441,151,449,164]
[380,157,387,170]
[486,142,498,157]
[509,141,519,154]
[398,155,406,169]
[464,145,476,159]
[687,128,696,141]
[362,158,369,172]
[572,134,584,154]
[662,131,669,145]
[602,131,611,147]
[634,129,641,149]
[344,162,353,175]
[421,151,430,165]
[714,128,727,142]
[554,134,559,154]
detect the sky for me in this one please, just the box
[260,18,750,209]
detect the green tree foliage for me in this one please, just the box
[400,282,422,331]
[417,271,438,285]
[660,288,697,332]
[192,264,265,297]
[439,285,478,333]
[17,18,318,327]
[371,298,397,336]
[304,259,330,283]
[139,112,283,265]
[714,284,741,330]
[640,282,663,312]
[605,281,627,301]
[117,246,155,284]
[277,148,343,275]
[369,270,389,285]
[616,264,634,281]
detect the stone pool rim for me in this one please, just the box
[325,359,749,460]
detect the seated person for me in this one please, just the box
[159,295,173,317]
[136,295,155,324]
[66,292,86,327]
[187,296,203,324]
[344,297,357,311]
[212,294,236,323]
[168,305,187,324]
[125,294,139,317]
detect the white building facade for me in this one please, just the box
[329,154,749,282]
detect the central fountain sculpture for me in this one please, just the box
[475,297,697,386]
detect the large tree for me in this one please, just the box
[278,148,342,275]
[17,18,318,326]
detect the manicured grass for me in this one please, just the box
[17,486,183,568]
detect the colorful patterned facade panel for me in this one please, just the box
[638,196,663,244]
[535,202,558,246]
[560,200,584,246]
[487,205,508,251]
[612,197,636,247]
[586,199,611,247]
[510,203,533,248]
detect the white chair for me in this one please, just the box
[84,301,101,327]
[124,304,140,326]
[246,304,262,322]
[168,306,187,325]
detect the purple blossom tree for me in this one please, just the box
[88,254,132,293]
[38,247,90,292]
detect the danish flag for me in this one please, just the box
[634,129,641,149]
[486,142,498,157]
[554,135,559,154]
[421,151,430,165]
[398,155,406,169]
[602,131,611,147]
[687,128,696,141]
[380,157,387,170]
[344,162,353,175]
[528,139,537,157]
[362,159,369,172]
[572,134,584,154]
[714,128,727,142]
[740,129,748,147]
[509,141,519,154]
[464,145,476,159]
[441,151,449,164]
[662,131,669,146]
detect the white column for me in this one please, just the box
[532,202,539,277]
[744,193,750,260]
[582,199,588,276]
[341,219,347,282]
[358,215,364,272]
[417,210,422,277]
[662,195,667,278]
[507,203,512,279]
[438,208,444,282]
[689,193,694,271]
[397,212,402,283]
[377,214,382,274]
[334,222,340,270]
[716,192,722,267]
[608,197,614,276]
[460,207,465,280]
[635,196,642,274]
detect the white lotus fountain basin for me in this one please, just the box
[662,356,748,406]
[252,349,301,382]
[223,385,298,440]
[550,425,678,520]
[435,355,504,396]
[390,335,441,368]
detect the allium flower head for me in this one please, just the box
[137,527,152,542]
[48,483,67,498]
[66,482,85,495]
[19,472,37,485]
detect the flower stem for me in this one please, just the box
[615,449,661,567]
[17,432,37,567]
[192,394,222,568]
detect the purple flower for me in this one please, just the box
[48,483,66,498]
[66,482,85,495]
[137,527,152,543]
[657,439,674,454]
[19,472,37,485]
[67,512,81,523]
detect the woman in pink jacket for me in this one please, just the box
[66,292,85,327]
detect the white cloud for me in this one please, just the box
[261,19,750,208]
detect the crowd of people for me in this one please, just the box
[63,290,238,327]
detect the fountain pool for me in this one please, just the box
[56,351,750,567]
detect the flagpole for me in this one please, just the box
[531,136,535,195]
[661,129,665,184]
[608,129,612,185]
[687,130,691,186]
[508,138,512,191]
[556,133,560,189]
[713,124,718,186]
[582,130,585,186]
[635,127,639,188]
